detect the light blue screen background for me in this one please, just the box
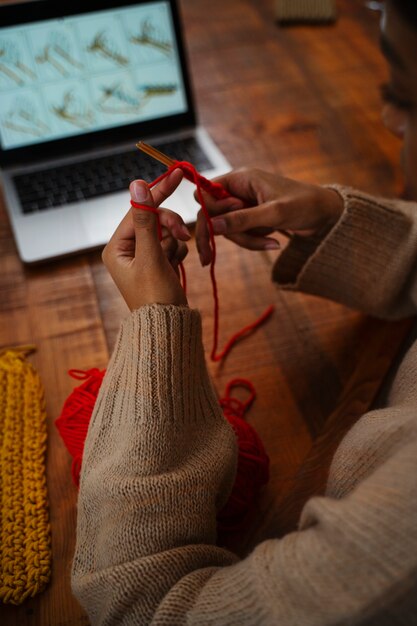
[0,2,188,149]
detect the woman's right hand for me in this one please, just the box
[195,168,344,265]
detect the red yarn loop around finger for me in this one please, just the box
[135,160,274,361]
[131,200,162,240]
[56,160,273,538]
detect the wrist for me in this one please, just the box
[317,186,344,228]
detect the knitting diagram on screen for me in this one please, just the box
[0,40,36,86]
[35,32,83,77]
[87,31,128,66]
[2,97,49,137]
[129,20,173,58]
[98,82,178,115]
[51,90,94,128]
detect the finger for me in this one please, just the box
[160,235,188,272]
[151,168,184,207]
[160,234,178,262]
[195,207,212,266]
[193,168,261,207]
[130,180,163,262]
[107,207,134,245]
[194,188,245,214]
[210,202,281,236]
[225,232,280,251]
[158,207,191,241]
[177,241,188,264]
[171,241,188,267]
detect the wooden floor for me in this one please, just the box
[0,0,413,623]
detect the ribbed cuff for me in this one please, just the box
[103,304,212,427]
[85,303,237,508]
[272,187,413,315]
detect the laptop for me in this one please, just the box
[0,0,230,263]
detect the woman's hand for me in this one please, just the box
[196,168,344,265]
[102,169,190,310]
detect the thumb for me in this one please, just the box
[130,180,162,260]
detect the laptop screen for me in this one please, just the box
[0,1,189,151]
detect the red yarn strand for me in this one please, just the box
[56,161,272,536]
[137,160,274,362]
[131,200,163,240]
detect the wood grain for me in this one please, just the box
[0,0,412,622]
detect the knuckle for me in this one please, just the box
[237,165,256,177]
[233,211,247,229]
[133,210,155,229]
[162,235,177,258]
[178,243,188,262]
[101,245,109,266]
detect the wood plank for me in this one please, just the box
[0,217,105,623]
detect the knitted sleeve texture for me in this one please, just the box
[273,186,417,318]
[71,305,417,624]
[71,305,238,624]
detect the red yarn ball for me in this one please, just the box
[55,368,105,486]
[217,379,269,532]
[56,371,269,534]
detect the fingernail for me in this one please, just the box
[264,241,280,250]
[212,218,226,234]
[198,251,208,266]
[180,224,191,238]
[131,181,149,202]
[230,203,243,210]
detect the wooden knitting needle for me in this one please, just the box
[136,141,176,167]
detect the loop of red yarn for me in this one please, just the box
[131,200,163,240]
[130,199,186,292]
[134,160,274,361]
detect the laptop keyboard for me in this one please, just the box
[13,136,214,215]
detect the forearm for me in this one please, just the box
[274,186,417,318]
[71,306,417,625]
[71,305,238,624]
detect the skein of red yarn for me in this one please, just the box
[55,368,105,485]
[217,379,269,532]
[56,370,269,535]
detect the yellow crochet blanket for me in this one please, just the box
[0,347,51,605]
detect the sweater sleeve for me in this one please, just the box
[182,428,417,626]
[71,304,239,625]
[273,186,417,318]
[71,304,417,625]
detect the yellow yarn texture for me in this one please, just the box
[0,347,51,605]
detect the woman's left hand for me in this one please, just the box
[102,169,190,310]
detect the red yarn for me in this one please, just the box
[133,160,274,361]
[56,370,269,533]
[56,160,271,534]
[55,368,105,485]
[218,379,269,532]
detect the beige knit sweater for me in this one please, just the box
[72,187,417,625]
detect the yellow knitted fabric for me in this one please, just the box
[0,347,51,605]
